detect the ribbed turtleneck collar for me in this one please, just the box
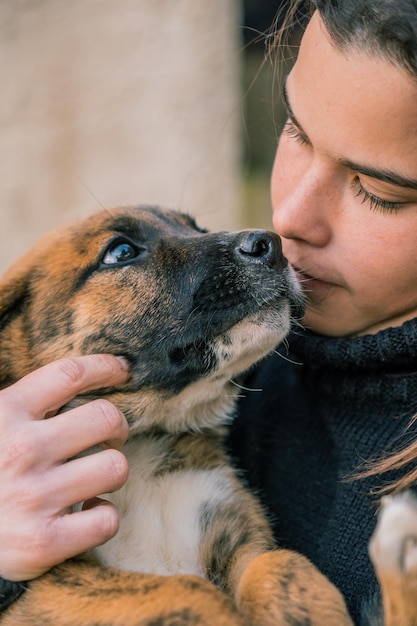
[288,318,417,374]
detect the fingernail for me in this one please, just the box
[115,356,130,371]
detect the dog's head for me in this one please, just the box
[0,206,303,431]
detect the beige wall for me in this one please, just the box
[0,1,242,274]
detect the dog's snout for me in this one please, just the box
[236,231,285,269]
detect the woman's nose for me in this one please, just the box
[271,158,338,246]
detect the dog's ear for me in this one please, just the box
[0,258,36,387]
[0,257,33,330]
[0,221,58,328]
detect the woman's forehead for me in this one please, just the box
[287,12,417,178]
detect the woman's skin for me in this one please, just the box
[0,355,130,581]
[271,12,417,337]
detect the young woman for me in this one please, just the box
[1,1,417,624]
[230,0,417,623]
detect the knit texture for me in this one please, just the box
[229,319,417,626]
[0,578,27,613]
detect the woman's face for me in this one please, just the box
[271,12,417,337]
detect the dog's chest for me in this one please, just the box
[93,434,231,578]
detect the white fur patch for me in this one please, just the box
[94,441,234,576]
[369,492,417,573]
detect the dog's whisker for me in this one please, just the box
[77,176,106,209]
[228,379,263,392]
[271,349,303,366]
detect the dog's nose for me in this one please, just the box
[236,231,285,269]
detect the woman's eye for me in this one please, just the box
[102,240,145,265]
[282,118,310,147]
[352,178,405,215]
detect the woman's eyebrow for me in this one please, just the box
[282,76,417,191]
[338,158,417,191]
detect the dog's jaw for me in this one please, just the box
[84,305,293,435]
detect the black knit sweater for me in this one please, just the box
[229,318,417,625]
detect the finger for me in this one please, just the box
[39,399,129,463]
[55,502,121,559]
[18,502,121,579]
[44,449,129,511]
[0,355,130,420]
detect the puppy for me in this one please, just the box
[0,206,353,625]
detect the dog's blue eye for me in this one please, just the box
[102,240,144,266]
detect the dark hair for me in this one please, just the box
[276,0,417,79]
[315,0,417,77]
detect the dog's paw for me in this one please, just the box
[369,491,417,626]
[369,491,417,575]
[235,550,353,626]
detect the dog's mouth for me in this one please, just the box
[153,279,303,390]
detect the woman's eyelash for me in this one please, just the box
[353,179,404,214]
[282,119,310,146]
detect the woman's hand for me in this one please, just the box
[0,354,130,581]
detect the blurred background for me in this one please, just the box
[0,0,306,273]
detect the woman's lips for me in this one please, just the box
[293,267,337,297]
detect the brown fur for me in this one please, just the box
[1,557,243,626]
[0,206,353,625]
